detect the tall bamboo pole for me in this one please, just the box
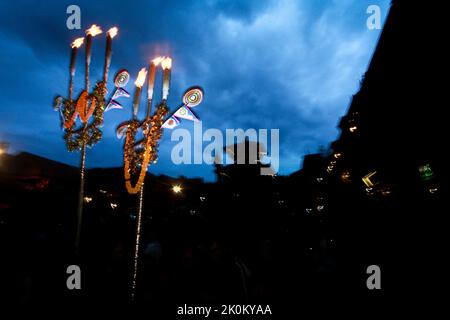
[130,183,145,302]
[75,136,87,254]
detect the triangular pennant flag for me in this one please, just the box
[111,87,130,100]
[162,115,180,129]
[174,105,199,122]
[105,100,123,112]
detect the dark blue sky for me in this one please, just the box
[0,0,389,181]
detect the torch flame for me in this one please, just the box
[71,37,84,48]
[161,57,172,70]
[152,56,165,66]
[86,24,103,36]
[134,68,147,88]
[108,27,118,39]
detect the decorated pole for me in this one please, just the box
[118,56,204,302]
[121,61,170,302]
[75,142,86,253]
[75,24,103,254]
[130,184,145,302]
[130,70,148,291]
[54,24,122,254]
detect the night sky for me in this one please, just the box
[0,0,389,181]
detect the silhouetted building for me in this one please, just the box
[330,0,445,197]
[324,0,446,295]
[215,138,273,184]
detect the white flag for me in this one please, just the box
[162,116,180,129]
[173,105,199,122]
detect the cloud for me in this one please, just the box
[0,0,390,181]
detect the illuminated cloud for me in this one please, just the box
[0,0,389,180]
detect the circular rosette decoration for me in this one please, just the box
[114,69,130,88]
[183,86,204,108]
[122,102,169,194]
[116,120,131,139]
[53,96,63,111]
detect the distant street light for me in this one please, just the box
[172,185,182,194]
[0,142,9,155]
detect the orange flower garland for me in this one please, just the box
[61,81,106,151]
[123,103,168,194]
[64,90,97,129]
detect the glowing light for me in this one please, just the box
[107,27,118,38]
[172,185,182,194]
[429,187,439,194]
[84,196,93,203]
[152,56,165,65]
[71,37,84,48]
[86,24,103,36]
[419,164,434,181]
[362,171,377,188]
[334,153,342,159]
[349,126,358,133]
[0,142,6,155]
[134,68,147,88]
[110,202,118,209]
[341,170,351,183]
[161,57,172,70]
[147,57,165,102]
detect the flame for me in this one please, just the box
[86,24,103,36]
[161,57,172,70]
[71,37,84,48]
[108,27,118,39]
[134,68,147,87]
[152,56,165,66]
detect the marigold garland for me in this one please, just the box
[61,81,106,151]
[123,102,169,194]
